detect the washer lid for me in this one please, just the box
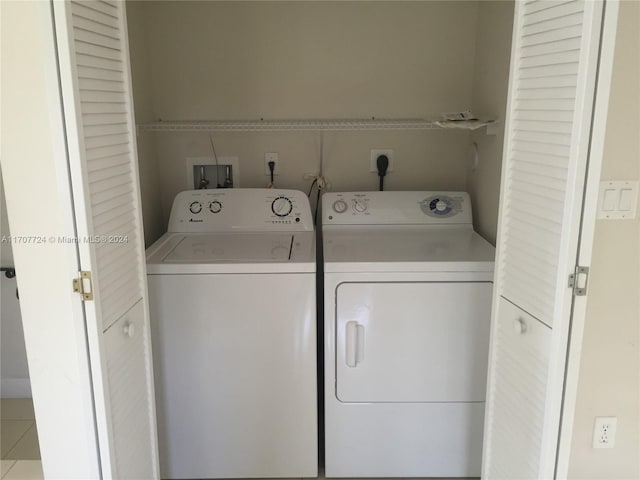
[323,226,495,273]
[146,231,315,274]
[164,233,294,263]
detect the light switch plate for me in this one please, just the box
[597,180,638,219]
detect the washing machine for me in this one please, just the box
[146,189,317,479]
[322,191,495,478]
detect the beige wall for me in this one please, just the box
[142,1,479,120]
[148,128,472,235]
[127,1,165,245]
[568,1,640,478]
[467,0,513,245]
[127,1,482,244]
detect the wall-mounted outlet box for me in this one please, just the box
[265,152,279,175]
[186,156,240,189]
[370,149,394,173]
[593,416,617,448]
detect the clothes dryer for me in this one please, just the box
[322,191,495,477]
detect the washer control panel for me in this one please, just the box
[168,189,314,232]
[330,194,371,215]
[322,191,472,225]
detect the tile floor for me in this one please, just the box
[0,399,473,480]
[0,399,42,480]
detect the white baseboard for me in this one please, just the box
[1,378,32,398]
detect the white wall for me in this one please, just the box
[568,1,640,478]
[467,0,514,245]
[127,1,481,244]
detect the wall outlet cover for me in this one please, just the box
[593,416,617,448]
[265,152,279,175]
[370,149,394,173]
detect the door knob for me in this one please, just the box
[123,321,135,338]
[513,317,527,334]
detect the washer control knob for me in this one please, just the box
[189,201,202,214]
[272,196,293,217]
[332,199,348,214]
[436,200,448,212]
[352,199,368,213]
[209,200,222,214]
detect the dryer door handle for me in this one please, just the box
[345,321,365,367]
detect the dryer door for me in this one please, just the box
[335,282,492,403]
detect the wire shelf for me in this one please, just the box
[136,118,445,133]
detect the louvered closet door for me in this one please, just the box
[483,1,606,479]
[52,1,158,478]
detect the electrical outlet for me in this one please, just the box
[265,152,279,175]
[370,149,394,173]
[593,416,617,448]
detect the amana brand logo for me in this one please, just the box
[189,218,203,223]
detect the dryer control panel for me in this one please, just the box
[168,189,314,233]
[420,194,463,218]
[322,191,472,225]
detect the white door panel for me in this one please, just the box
[336,282,492,403]
[103,300,155,480]
[53,0,159,477]
[496,0,604,330]
[484,0,613,478]
[484,298,551,479]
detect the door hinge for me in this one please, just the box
[568,266,590,296]
[73,271,94,301]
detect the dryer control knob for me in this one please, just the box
[272,196,293,217]
[189,201,202,214]
[352,199,368,213]
[332,200,348,214]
